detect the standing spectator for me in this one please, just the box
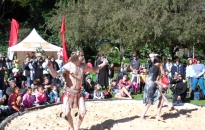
[94,54,102,83]
[0,53,7,91]
[186,58,195,98]
[192,57,205,96]
[0,80,7,105]
[3,77,10,93]
[10,68,21,88]
[42,57,51,80]
[108,62,114,85]
[22,56,33,87]
[5,57,13,78]
[31,52,37,60]
[36,85,47,105]
[164,58,173,82]
[130,54,142,82]
[33,53,44,82]
[50,56,59,83]
[13,56,20,69]
[55,54,64,69]
[171,58,185,78]
[22,87,34,108]
[98,54,109,90]
[8,86,22,112]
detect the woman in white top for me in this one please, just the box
[186,59,195,98]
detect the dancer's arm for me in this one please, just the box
[46,59,68,77]
[84,58,108,73]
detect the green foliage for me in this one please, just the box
[36,46,46,56]
[1,0,205,59]
[122,58,130,64]
[108,56,121,66]
[46,0,205,57]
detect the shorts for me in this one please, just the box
[113,89,120,95]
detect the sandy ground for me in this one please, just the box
[3,100,205,130]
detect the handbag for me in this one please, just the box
[104,92,112,98]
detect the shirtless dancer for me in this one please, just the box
[46,50,107,130]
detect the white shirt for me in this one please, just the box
[186,65,195,78]
[56,59,64,68]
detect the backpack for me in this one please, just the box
[104,92,112,98]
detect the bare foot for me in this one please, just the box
[69,127,74,130]
[140,117,145,120]
[168,103,174,111]
[128,96,132,99]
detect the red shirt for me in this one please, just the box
[118,79,132,88]
[8,93,20,109]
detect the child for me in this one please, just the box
[8,86,22,112]
[49,83,59,103]
[22,87,34,108]
[93,84,104,99]
[43,76,51,100]
[36,85,47,105]
[31,79,41,91]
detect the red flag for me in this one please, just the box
[60,16,68,62]
[9,19,19,47]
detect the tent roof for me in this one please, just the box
[8,28,62,52]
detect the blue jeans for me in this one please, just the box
[192,77,205,95]
[95,73,99,83]
[188,77,193,89]
[26,77,31,87]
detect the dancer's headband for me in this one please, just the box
[71,50,84,57]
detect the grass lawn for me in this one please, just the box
[90,72,205,106]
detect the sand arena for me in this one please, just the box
[2,100,205,130]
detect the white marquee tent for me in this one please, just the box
[8,28,62,61]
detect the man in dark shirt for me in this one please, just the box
[130,54,141,82]
[170,73,187,102]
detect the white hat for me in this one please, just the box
[149,53,158,57]
[12,68,19,73]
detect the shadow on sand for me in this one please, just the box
[83,115,139,130]
[162,108,198,120]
